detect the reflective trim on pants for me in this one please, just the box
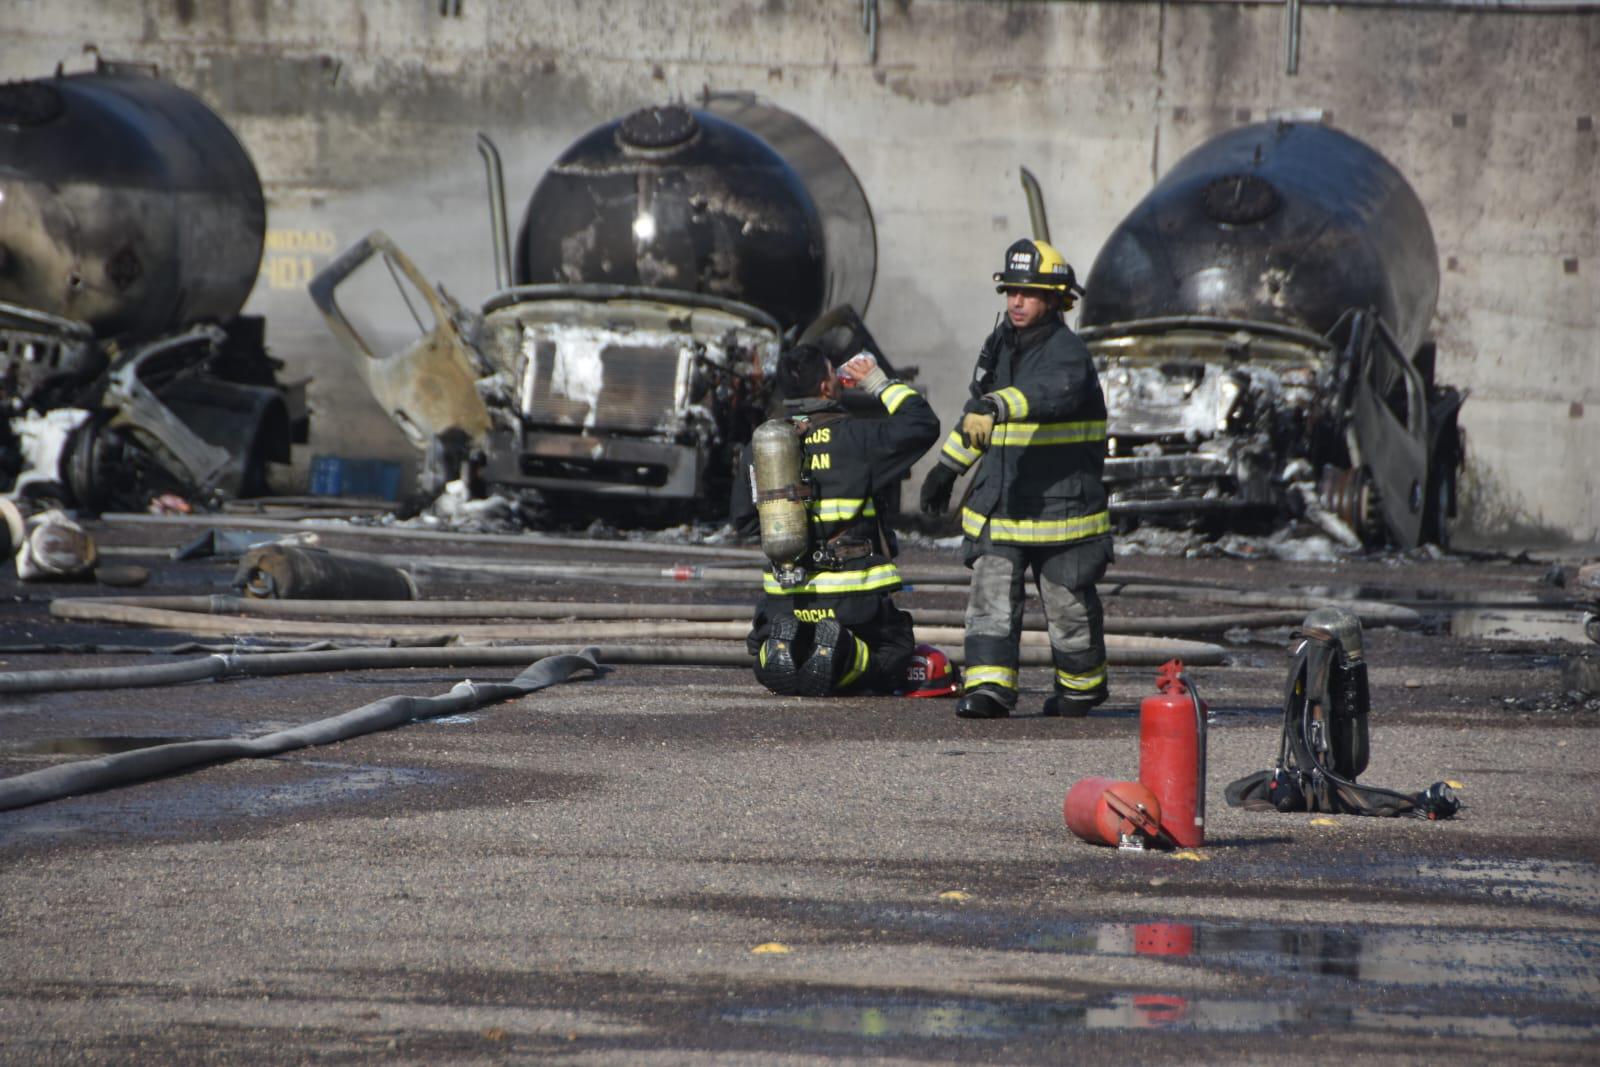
[961,508,1112,544]
[839,634,871,689]
[963,664,1018,692]
[1055,664,1107,692]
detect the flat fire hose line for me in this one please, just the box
[0,650,602,812]
[340,554,1422,626]
[0,640,1130,696]
[99,511,768,561]
[45,598,1227,665]
[90,594,1308,635]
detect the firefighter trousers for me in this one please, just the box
[961,532,1112,708]
[748,595,915,696]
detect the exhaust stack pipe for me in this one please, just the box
[476,132,512,292]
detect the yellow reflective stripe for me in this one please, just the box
[809,498,874,522]
[941,430,983,469]
[993,387,1028,420]
[762,563,901,597]
[880,382,916,414]
[839,635,870,688]
[990,420,1107,447]
[759,643,769,667]
[1056,665,1107,692]
[964,665,1018,691]
[961,507,1112,544]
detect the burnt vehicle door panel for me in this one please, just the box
[308,231,492,449]
[1349,317,1430,548]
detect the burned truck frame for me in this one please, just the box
[1070,121,1465,548]
[311,96,893,521]
[0,66,305,512]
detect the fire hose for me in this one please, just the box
[52,593,1333,634]
[41,595,1225,668]
[0,649,601,812]
[0,641,1166,696]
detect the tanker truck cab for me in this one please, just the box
[1071,120,1465,550]
[1080,310,1462,549]
[310,231,782,515]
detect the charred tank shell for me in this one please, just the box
[0,71,265,339]
[514,105,828,332]
[1080,122,1439,356]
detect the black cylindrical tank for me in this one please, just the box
[701,93,877,318]
[514,105,827,332]
[1079,122,1438,356]
[0,71,265,339]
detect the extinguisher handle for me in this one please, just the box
[1179,672,1207,832]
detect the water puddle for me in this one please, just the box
[0,761,435,843]
[1406,858,1600,910]
[726,918,1599,1042]
[1448,607,1592,645]
[727,990,1593,1042]
[1026,921,1600,997]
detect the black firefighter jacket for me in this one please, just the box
[936,316,1110,546]
[761,380,940,620]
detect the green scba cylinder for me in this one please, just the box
[751,419,809,569]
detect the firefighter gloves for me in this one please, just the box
[920,464,957,515]
[960,409,996,450]
[838,352,888,395]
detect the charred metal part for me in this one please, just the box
[11,508,97,581]
[234,544,418,601]
[103,326,235,491]
[1078,122,1463,549]
[308,232,493,450]
[0,68,305,513]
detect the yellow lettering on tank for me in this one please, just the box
[792,608,837,622]
[805,427,831,445]
[808,453,831,471]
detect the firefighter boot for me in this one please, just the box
[755,613,803,696]
[1042,683,1108,718]
[798,618,850,697]
[956,685,1013,719]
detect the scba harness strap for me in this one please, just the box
[1226,615,1460,820]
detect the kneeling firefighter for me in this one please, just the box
[748,344,941,696]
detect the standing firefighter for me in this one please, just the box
[748,345,940,696]
[919,239,1113,719]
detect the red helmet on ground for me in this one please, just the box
[901,643,960,698]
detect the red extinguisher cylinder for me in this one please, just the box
[1064,777,1163,848]
[1138,661,1208,848]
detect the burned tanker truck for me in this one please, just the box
[313,95,896,522]
[0,65,306,512]
[1075,121,1464,549]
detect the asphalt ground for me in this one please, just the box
[1,515,1597,1065]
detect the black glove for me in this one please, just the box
[920,464,958,515]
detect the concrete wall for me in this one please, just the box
[3,0,1595,542]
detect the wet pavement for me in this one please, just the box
[1,514,1597,1064]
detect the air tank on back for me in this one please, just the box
[514,103,840,333]
[1079,121,1438,357]
[0,69,265,338]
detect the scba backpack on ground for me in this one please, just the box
[1226,607,1459,820]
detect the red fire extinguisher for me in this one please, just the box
[1139,660,1208,848]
